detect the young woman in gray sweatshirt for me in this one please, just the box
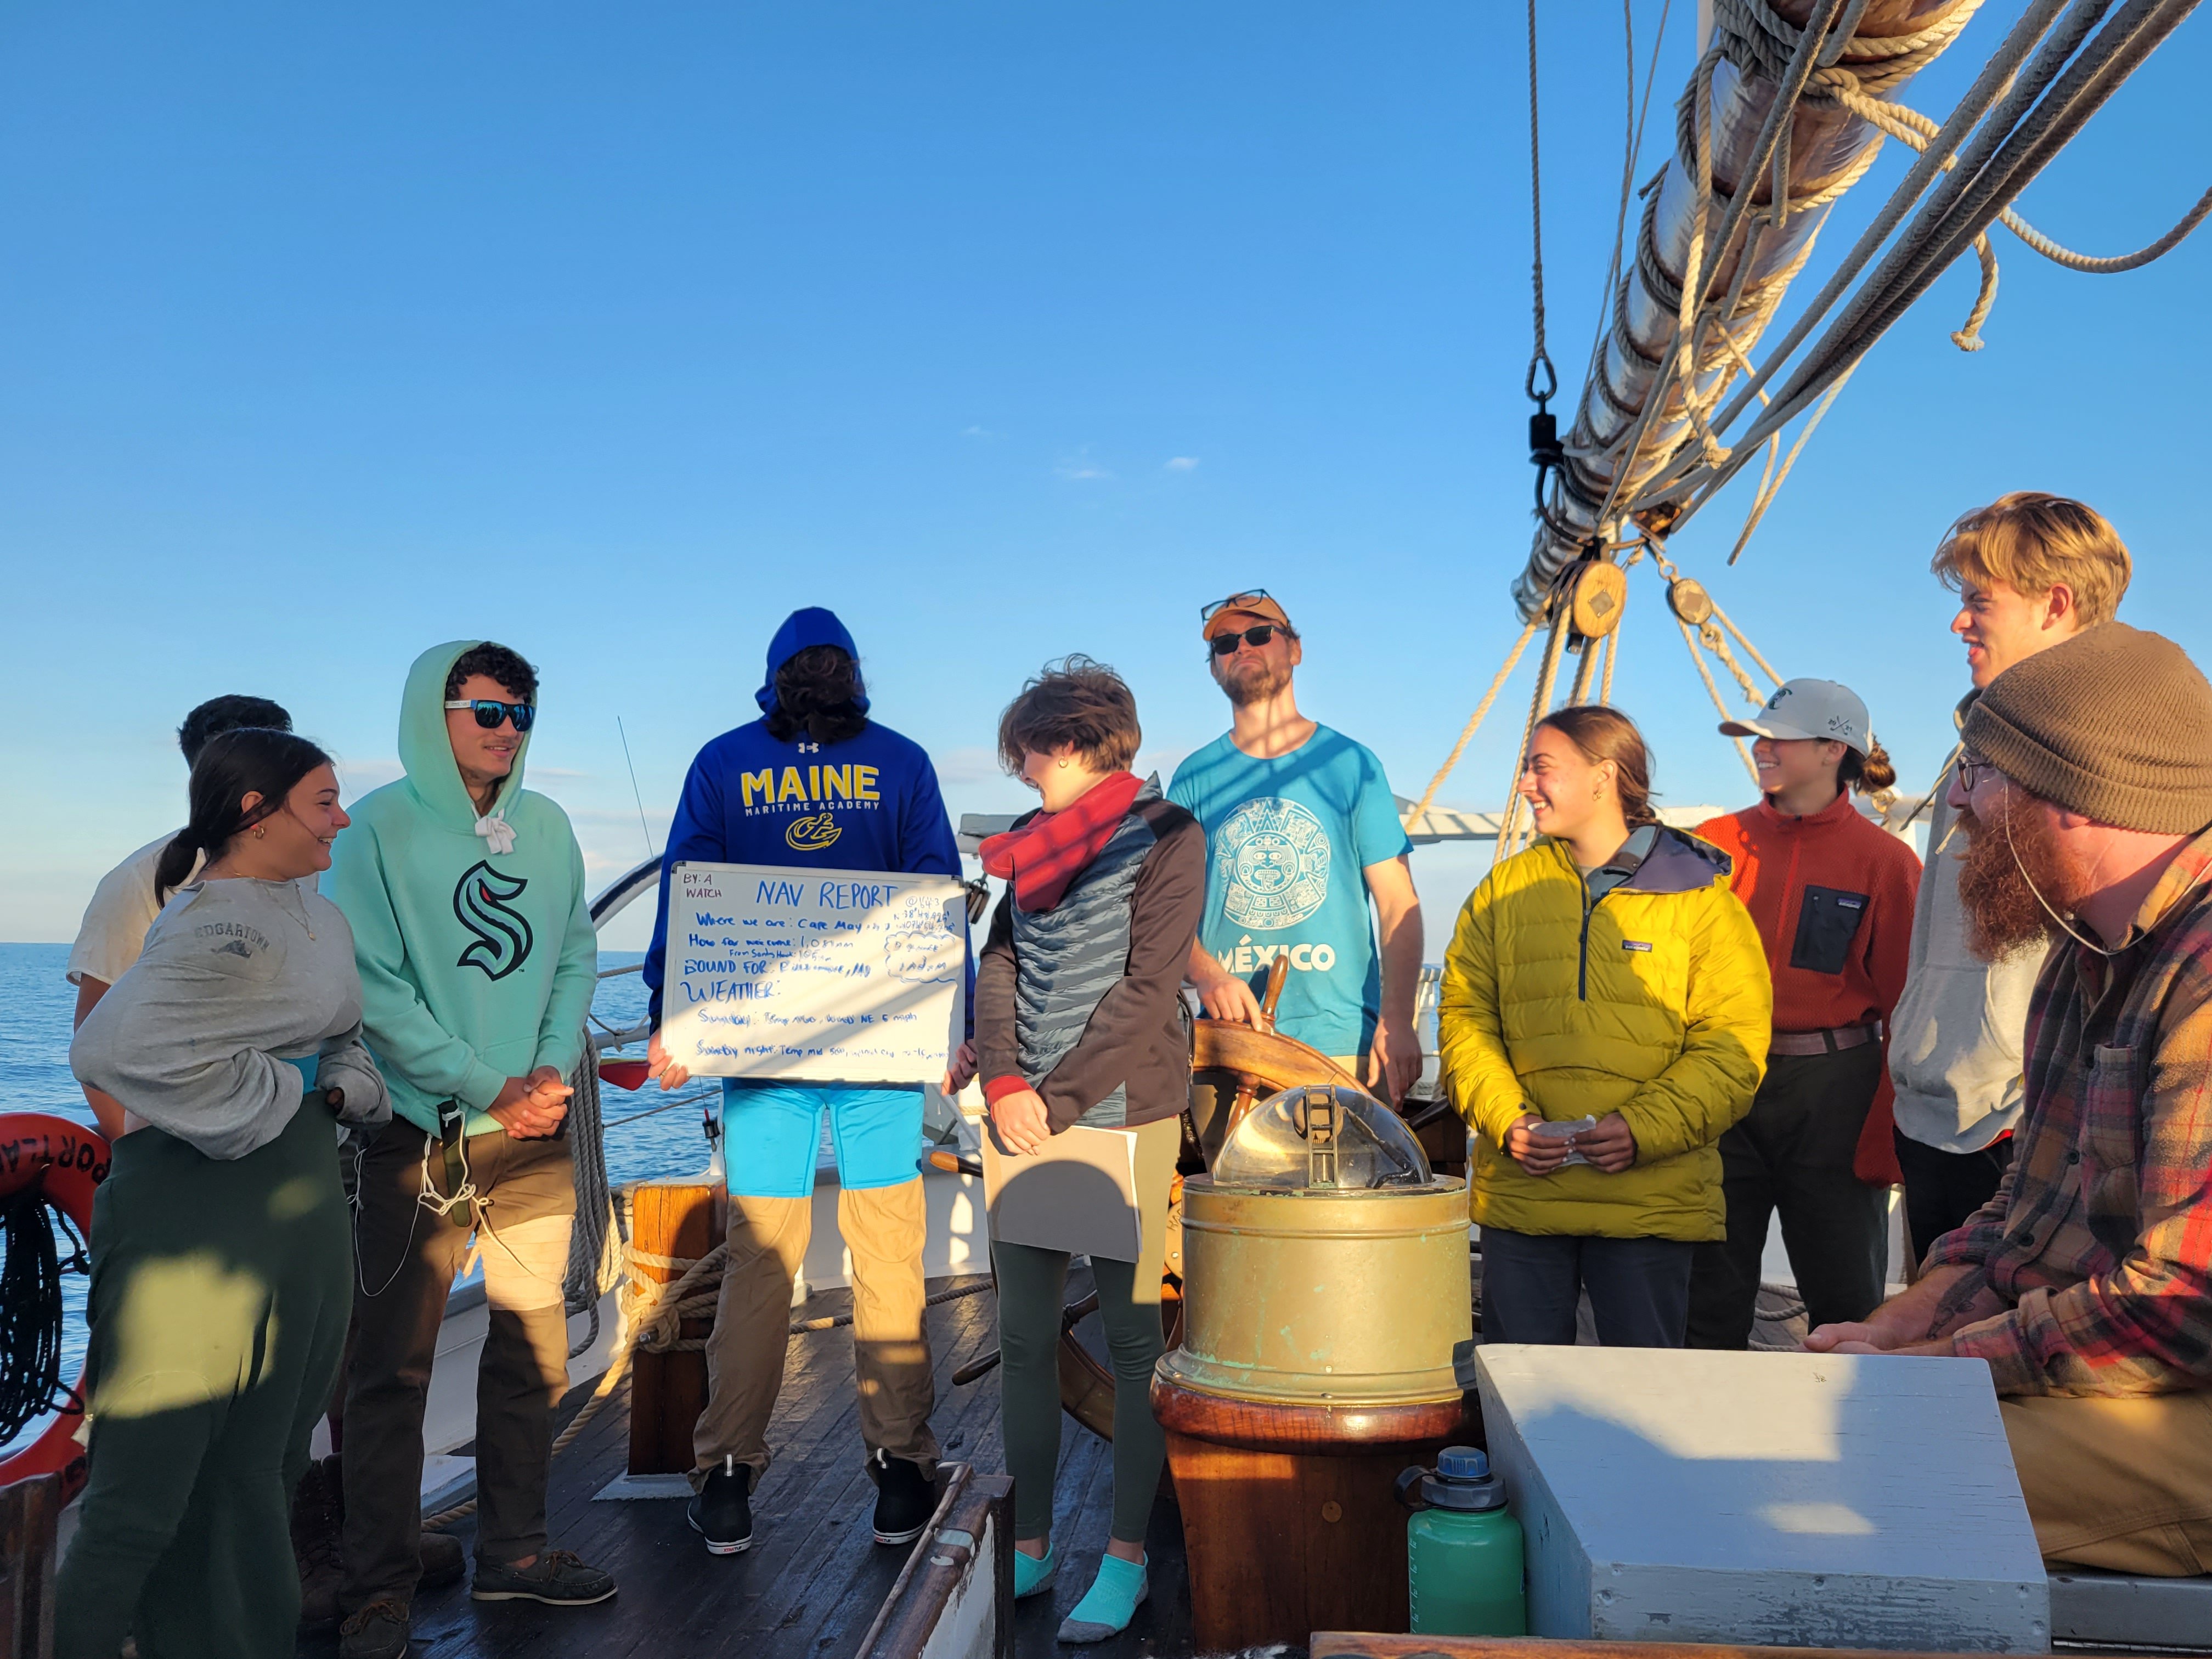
[60,729,387,1659]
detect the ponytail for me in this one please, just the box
[157,728,333,904]
[153,828,204,906]
[1839,736,1898,797]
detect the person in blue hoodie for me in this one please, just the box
[644,608,972,1559]
[323,641,610,1659]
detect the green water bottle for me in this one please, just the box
[1396,1445,1526,1635]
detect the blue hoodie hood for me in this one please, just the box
[755,607,870,715]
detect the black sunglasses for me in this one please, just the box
[1210,624,1278,656]
[445,698,536,732]
[1200,589,1273,624]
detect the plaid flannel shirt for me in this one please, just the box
[1927,826,2212,1396]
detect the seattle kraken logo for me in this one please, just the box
[453,861,534,980]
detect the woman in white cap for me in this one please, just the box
[1687,679,1921,1350]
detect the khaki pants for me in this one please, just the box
[2003,1390,2212,1575]
[341,1120,576,1610]
[692,1177,939,1482]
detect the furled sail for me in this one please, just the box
[1515,0,1980,617]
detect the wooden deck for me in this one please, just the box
[298,1271,1195,1659]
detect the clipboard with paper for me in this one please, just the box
[981,1121,1144,1262]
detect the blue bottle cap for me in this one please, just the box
[1436,1445,1489,1481]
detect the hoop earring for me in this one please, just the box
[252,827,266,840]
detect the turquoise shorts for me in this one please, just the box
[720,1080,925,1199]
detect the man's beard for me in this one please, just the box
[1220,656,1292,708]
[1955,791,2087,961]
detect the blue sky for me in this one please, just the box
[2,2,2206,951]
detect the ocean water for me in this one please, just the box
[0,941,712,1455]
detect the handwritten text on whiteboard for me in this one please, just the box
[663,861,967,1082]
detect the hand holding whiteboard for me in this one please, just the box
[662,861,968,1084]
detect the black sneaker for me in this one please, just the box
[871,1449,937,1547]
[688,1456,753,1556]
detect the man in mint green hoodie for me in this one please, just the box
[324,640,611,1659]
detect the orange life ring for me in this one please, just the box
[0,1114,109,1500]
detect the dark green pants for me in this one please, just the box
[1687,1043,1889,1348]
[57,1099,351,1659]
[993,1117,1178,1543]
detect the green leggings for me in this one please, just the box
[57,1098,351,1659]
[992,1115,1178,1544]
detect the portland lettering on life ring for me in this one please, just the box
[0,1113,110,1501]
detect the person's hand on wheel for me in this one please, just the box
[1194,966,1265,1026]
[990,1088,1053,1156]
[647,1028,691,1093]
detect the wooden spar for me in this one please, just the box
[0,1474,59,1659]
[1519,0,1980,613]
[625,1177,723,1476]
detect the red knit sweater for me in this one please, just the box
[1697,793,1922,1183]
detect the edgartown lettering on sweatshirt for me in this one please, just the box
[195,919,271,960]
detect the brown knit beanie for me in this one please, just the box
[1963,623,2212,833]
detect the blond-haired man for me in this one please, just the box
[1890,493,2132,1262]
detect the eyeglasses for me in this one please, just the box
[1210,624,1279,656]
[445,698,536,732]
[1956,750,1999,792]
[1200,589,1273,624]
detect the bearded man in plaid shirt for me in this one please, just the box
[1807,620,2212,1576]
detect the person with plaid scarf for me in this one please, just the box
[1807,622,2212,1576]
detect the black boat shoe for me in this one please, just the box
[470,1549,616,1605]
[689,1455,754,1556]
[871,1449,936,1547]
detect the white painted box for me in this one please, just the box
[1474,1344,2050,1652]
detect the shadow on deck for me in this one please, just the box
[299,1273,1190,1659]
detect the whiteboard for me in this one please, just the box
[662,861,967,1084]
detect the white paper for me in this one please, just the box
[662,861,967,1084]
[1533,1114,1598,1167]
[983,1122,1144,1262]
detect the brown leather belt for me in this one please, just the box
[1769,1022,1884,1057]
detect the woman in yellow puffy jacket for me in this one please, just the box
[1441,706,1771,1347]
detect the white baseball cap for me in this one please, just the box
[1719,678,1871,754]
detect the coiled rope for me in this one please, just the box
[561,1038,625,1359]
[0,1186,86,1443]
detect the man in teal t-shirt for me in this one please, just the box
[1168,590,1424,1111]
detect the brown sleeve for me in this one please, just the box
[974,887,1020,1094]
[1036,805,1206,1131]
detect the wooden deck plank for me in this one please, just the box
[298,1275,1195,1659]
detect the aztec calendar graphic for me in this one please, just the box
[1217,796,1331,929]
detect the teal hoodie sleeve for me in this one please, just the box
[533,821,597,1079]
[324,817,510,1114]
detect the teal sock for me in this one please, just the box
[1058,1552,1148,1643]
[1013,1544,1058,1599]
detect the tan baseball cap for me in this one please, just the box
[1719,678,1871,754]
[1201,589,1294,641]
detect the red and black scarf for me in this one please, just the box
[979,771,1144,912]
